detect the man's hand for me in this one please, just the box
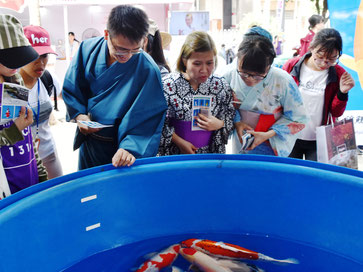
[112,148,135,167]
[76,114,102,135]
[14,106,33,131]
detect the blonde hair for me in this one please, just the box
[176,31,217,72]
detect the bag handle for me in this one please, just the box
[329,113,334,128]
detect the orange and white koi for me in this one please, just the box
[182,239,297,264]
[136,244,180,272]
[180,247,232,272]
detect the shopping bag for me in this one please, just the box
[0,155,11,199]
[316,118,358,169]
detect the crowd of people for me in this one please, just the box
[0,5,355,197]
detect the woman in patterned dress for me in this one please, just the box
[158,31,235,155]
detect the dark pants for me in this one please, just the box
[289,139,317,161]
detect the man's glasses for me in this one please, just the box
[109,38,142,57]
[236,69,268,81]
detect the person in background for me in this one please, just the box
[63,5,167,170]
[298,14,325,57]
[219,44,226,60]
[0,14,48,193]
[158,31,235,155]
[143,19,170,78]
[68,31,80,59]
[223,26,308,157]
[283,28,355,161]
[20,25,63,179]
[274,35,283,56]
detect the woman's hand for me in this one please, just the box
[340,72,355,94]
[196,113,224,131]
[14,106,33,131]
[112,148,135,167]
[235,121,253,144]
[172,133,198,154]
[247,130,276,150]
[76,114,102,135]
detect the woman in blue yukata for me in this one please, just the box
[158,31,235,155]
[62,5,167,169]
[223,27,308,157]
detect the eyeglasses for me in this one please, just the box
[109,38,143,57]
[313,52,339,66]
[236,69,268,81]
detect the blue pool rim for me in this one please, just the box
[0,154,362,271]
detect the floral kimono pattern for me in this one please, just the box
[224,66,308,157]
[159,73,235,155]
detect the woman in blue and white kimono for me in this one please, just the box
[224,27,308,157]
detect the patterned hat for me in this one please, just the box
[0,14,39,69]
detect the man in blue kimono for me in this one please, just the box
[62,5,167,169]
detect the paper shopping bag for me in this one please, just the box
[316,118,358,169]
[0,155,11,199]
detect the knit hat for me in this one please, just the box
[245,26,273,42]
[23,25,57,56]
[0,14,39,69]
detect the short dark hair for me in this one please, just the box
[309,28,343,57]
[107,5,148,43]
[308,14,324,30]
[237,35,276,74]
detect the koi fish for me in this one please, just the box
[136,244,180,272]
[180,248,264,272]
[182,239,297,264]
[180,247,232,272]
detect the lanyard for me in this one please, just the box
[28,79,40,139]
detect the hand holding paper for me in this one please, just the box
[76,114,102,135]
[14,106,33,132]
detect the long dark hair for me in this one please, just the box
[146,30,170,72]
[237,34,276,74]
[68,32,79,43]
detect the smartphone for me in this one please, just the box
[241,130,254,151]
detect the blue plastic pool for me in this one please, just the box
[0,155,362,271]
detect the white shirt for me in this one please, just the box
[298,62,328,140]
[28,71,61,159]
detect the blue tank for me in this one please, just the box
[0,155,362,271]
